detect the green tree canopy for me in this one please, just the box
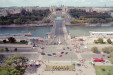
[91,47,98,53]
[8,37,16,43]
[97,38,103,44]
[102,46,113,53]
[107,38,112,44]
[3,54,28,66]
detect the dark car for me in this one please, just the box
[102,55,105,57]
[63,48,65,50]
[67,47,70,49]
[107,56,110,58]
[41,47,44,49]
[41,52,45,55]
[65,52,68,54]
[54,43,56,45]
[61,52,64,54]
[48,54,52,56]
[52,53,56,55]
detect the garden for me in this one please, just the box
[45,65,75,71]
[94,66,113,75]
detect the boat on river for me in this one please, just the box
[24,32,32,36]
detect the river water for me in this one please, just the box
[0,26,52,38]
[0,26,113,37]
[67,26,113,37]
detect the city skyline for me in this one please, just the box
[0,0,113,7]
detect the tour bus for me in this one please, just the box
[93,57,104,62]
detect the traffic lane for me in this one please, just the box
[50,20,67,45]
[42,51,78,61]
[81,54,109,61]
[49,34,67,45]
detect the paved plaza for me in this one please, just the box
[24,61,96,75]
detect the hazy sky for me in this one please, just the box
[0,0,113,7]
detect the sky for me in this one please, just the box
[0,0,113,7]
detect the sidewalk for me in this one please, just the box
[24,61,96,75]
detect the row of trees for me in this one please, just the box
[94,38,113,44]
[91,46,113,54]
[102,46,113,54]
[109,52,113,62]
[71,18,113,24]
[0,54,28,75]
[0,37,28,44]
[0,47,18,52]
[69,9,113,24]
[0,9,51,25]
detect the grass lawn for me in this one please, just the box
[68,66,75,70]
[46,66,52,70]
[0,70,8,75]
[46,65,74,71]
[94,66,113,75]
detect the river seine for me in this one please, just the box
[0,26,113,37]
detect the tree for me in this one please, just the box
[102,46,113,53]
[14,48,18,52]
[1,54,28,75]
[0,48,4,52]
[112,42,113,45]
[8,37,16,43]
[107,38,112,44]
[105,18,113,23]
[0,54,5,61]
[14,18,22,24]
[97,38,103,44]
[5,47,9,52]
[69,8,112,24]
[21,9,26,15]
[3,54,28,66]
[3,40,7,43]
[91,47,99,53]
[94,40,98,44]
[109,52,113,62]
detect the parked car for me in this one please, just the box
[63,48,65,50]
[41,52,45,55]
[52,53,56,55]
[41,47,44,49]
[65,52,68,54]
[48,54,52,56]
[61,52,64,54]
[67,47,70,49]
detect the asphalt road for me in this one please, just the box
[49,20,68,45]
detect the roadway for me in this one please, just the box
[49,20,68,45]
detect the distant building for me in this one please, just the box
[0,6,49,16]
[0,6,113,16]
[90,31,113,38]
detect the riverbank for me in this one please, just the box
[0,23,53,27]
[1,22,113,27]
[65,22,113,27]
